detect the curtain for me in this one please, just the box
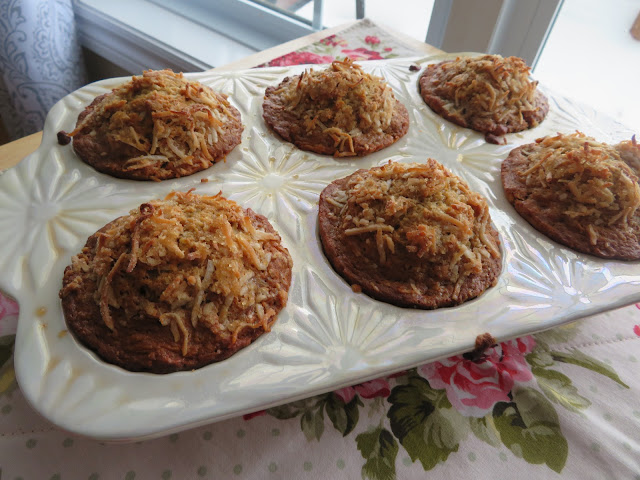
[0,0,87,141]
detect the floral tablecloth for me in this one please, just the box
[2,19,640,480]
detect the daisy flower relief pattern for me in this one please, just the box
[405,100,514,197]
[201,70,284,117]
[262,268,404,376]
[216,126,357,243]
[498,225,619,323]
[0,147,138,295]
[544,90,635,143]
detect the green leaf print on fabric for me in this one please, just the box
[469,416,501,447]
[267,393,365,440]
[533,367,591,412]
[325,393,361,437]
[267,396,326,420]
[387,375,469,470]
[534,322,581,346]
[0,335,16,396]
[493,387,568,473]
[550,349,629,388]
[525,350,555,369]
[356,427,398,480]
[301,406,325,442]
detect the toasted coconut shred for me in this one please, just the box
[330,161,500,299]
[520,132,640,245]
[273,59,396,156]
[615,134,640,176]
[68,191,291,356]
[429,55,541,129]
[68,70,238,171]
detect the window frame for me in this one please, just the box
[73,0,564,75]
[147,0,317,50]
[427,0,563,67]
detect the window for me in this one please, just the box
[147,0,317,50]
[534,0,640,130]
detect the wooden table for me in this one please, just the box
[0,19,440,172]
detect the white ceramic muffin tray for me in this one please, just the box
[0,55,638,442]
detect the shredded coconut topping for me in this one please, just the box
[331,161,500,289]
[615,134,640,177]
[273,58,397,157]
[519,132,640,245]
[69,69,239,170]
[73,190,291,356]
[427,55,541,128]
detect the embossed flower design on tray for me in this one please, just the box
[200,70,287,117]
[0,149,138,293]
[217,127,357,242]
[262,269,405,374]
[403,104,515,199]
[545,91,635,143]
[499,219,615,317]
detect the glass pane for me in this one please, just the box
[310,0,434,41]
[534,0,640,130]
[249,0,315,24]
[252,0,435,41]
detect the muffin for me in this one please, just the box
[62,70,243,181]
[318,161,502,308]
[501,132,640,259]
[263,58,409,157]
[419,55,548,143]
[59,190,293,373]
[615,135,640,177]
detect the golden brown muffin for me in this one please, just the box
[419,55,548,143]
[263,59,409,157]
[318,161,502,308]
[615,135,640,177]
[60,191,293,373]
[63,70,243,181]
[501,132,640,259]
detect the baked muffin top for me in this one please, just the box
[60,190,293,373]
[318,161,502,308]
[419,54,548,142]
[263,58,409,157]
[615,135,640,177]
[501,132,640,259]
[65,69,243,181]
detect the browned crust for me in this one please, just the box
[419,60,549,137]
[262,76,409,157]
[501,144,640,259]
[71,92,243,181]
[318,172,502,309]
[61,210,292,374]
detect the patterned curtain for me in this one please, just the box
[0,0,87,141]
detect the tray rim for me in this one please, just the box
[3,54,639,442]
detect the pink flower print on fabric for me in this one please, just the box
[243,409,267,421]
[0,293,19,336]
[419,336,536,417]
[334,378,391,404]
[320,34,346,47]
[364,35,380,46]
[634,325,640,337]
[340,48,384,61]
[268,51,335,67]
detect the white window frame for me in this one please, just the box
[73,0,563,75]
[146,0,317,51]
[427,0,563,67]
